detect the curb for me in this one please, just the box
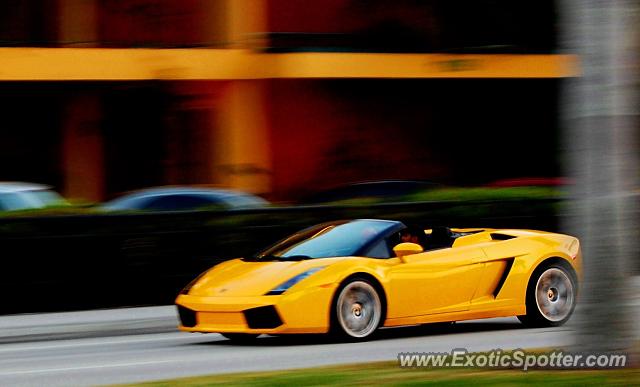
[0,305,178,344]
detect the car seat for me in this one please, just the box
[425,226,454,250]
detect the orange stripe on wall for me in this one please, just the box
[0,48,579,80]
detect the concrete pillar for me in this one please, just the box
[222,0,267,48]
[561,0,640,352]
[58,0,98,47]
[214,81,272,195]
[62,93,105,202]
[199,0,271,194]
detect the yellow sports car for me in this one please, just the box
[176,219,580,341]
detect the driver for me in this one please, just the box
[399,226,427,248]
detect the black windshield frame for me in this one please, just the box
[247,219,405,261]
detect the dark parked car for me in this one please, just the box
[101,187,269,212]
[0,182,68,211]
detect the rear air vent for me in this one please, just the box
[490,233,517,241]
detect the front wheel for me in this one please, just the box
[519,263,577,327]
[332,279,383,340]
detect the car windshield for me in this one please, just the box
[253,219,400,260]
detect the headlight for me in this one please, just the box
[265,267,326,295]
[179,268,212,295]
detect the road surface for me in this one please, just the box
[0,317,573,386]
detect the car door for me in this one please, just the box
[386,245,486,318]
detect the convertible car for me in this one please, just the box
[176,219,580,341]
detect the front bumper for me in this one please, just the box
[175,283,338,334]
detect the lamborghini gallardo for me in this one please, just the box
[176,219,580,341]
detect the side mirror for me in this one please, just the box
[393,242,424,261]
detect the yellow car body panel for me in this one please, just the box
[176,222,581,335]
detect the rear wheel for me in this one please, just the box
[518,263,577,327]
[331,278,383,340]
[220,333,259,343]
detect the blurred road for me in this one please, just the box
[2,276,639,386]
[0,306,176,344]
[0,317,572,387]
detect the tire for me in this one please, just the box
[518,262,577,327]
[331,277,384,340]
[220,333,259,343]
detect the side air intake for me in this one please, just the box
[493,258,515,297]
[490,233,517,241]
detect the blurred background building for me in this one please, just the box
[0,0,576,202]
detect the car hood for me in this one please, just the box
[187,258,344,297]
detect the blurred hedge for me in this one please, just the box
[0,198,560,314]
